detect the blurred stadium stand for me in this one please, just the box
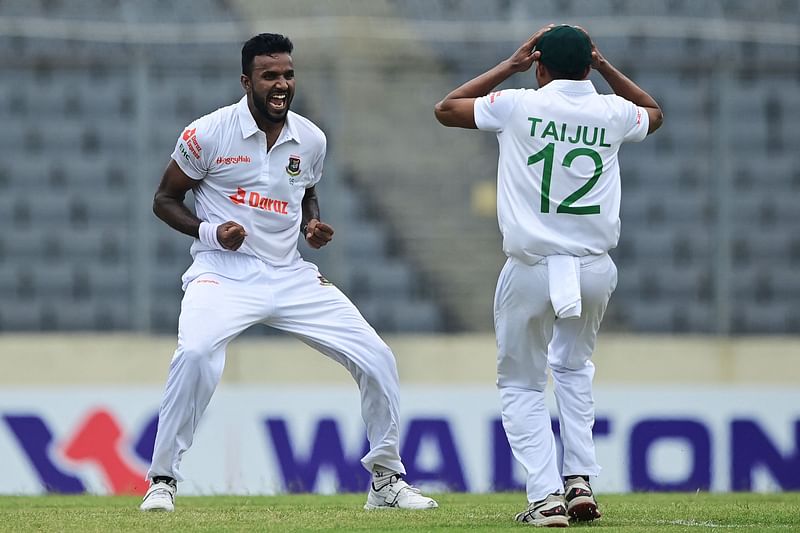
[0,0,798,334]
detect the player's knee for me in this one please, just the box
[372,343,397,370]
[551,356,594,376]
[176,340,214,367]
[497,375,547,392]
[359,342,399,382]
[550,359,580,373]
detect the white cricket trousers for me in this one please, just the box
[494,254,617,503]
[147,250,405,482]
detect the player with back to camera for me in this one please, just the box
[138,33,438,513]
[434,24,662,527]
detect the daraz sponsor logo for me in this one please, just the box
[229,187,288,215]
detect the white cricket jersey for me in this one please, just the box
[171,96,326,266]
[474,80,649,263]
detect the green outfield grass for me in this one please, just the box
[1,492,798,532]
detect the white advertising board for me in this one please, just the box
[1,386,798,494]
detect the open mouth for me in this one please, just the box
[268,93,287,112]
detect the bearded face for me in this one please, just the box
[244,53,295,124]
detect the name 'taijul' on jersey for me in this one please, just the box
[528,117,612,147]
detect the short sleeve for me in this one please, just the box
[309,133,326,187]
[620,100,650,143]
[171,121,214,180]
[474,89,525,132]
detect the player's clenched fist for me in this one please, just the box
[305,219,334,249]
[217,221,247,251]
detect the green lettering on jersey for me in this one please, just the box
[558,148,602,214]
[599,128,611,147]
[527,143,603,216]
[581,126,599,147]
[528,117,543,137]
[532,120,610,148]
[567,126,582,144]
[541,121,559,141]
[528,143,555,213]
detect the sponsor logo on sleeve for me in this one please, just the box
[182,128,202,159]
[489,91,503,104]
[178,143,191,162]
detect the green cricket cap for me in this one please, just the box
[534,25,592,74]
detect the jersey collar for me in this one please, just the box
[236,95,301,143]
[539,79,597,94]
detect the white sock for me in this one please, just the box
[372,466,399,490]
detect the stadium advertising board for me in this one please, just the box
[1,386,798,495]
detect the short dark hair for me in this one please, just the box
[241,33,294,76]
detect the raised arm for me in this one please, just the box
[434,25,554,129]
[582,30,663,134]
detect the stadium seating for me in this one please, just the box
[0,0,462,334]
[389,0,798,333]
[0,0,797,334]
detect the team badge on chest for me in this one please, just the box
[285,155,301,177]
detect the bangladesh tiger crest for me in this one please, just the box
[285,155,301,177]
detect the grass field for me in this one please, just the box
[1,492,798,532]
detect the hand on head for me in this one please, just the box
[508,24,555,72]
[574,25,605,69]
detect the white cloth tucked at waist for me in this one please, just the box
[547,255,582,319]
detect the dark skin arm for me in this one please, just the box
[300,186,334,249]
[581,29,663,134]
[153,160,247,250]
[434,25,554,129]
[435,24,663,135]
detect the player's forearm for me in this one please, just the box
[300,188,320,233]
[444,60,517,101]
[434,60,516,127]
[596,61,659,110]
[153,193,202,238]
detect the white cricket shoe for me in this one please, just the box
[364,473,438,510]
[514,493,569,527]
[564,476,601,521]
[139,479,176,512]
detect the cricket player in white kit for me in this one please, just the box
[139,33,437,512]
[435,25,662,526]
